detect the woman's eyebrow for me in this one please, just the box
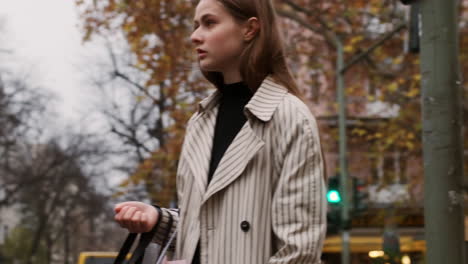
[193,13,216,24]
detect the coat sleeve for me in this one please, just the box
[151,206,179,251]
[268,114,327,264]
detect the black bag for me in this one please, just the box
[114,207,174,264]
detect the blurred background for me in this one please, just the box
[0,0,467,264]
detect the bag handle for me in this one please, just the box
[114,231,158,264]
[114,207,164,264]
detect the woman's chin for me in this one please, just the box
[199,62,217,72]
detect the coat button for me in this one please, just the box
[240,221,250,232]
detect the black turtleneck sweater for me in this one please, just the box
[192,81,253,264]
[207,81,253,183]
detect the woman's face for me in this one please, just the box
[191,0,247,73]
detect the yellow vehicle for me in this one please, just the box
[77,252,130,264]
[78,236,425,264]
[322,234,426,264]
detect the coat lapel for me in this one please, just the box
[201,75,287,203]
[203,120,264,203]
[183,91,220,195]
[183,75,288,202]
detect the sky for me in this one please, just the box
[0,0,102,124]
[0,0,126,189]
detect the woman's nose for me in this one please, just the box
[190,29,202,45]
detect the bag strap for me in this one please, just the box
[114,232,138,264]
[128,231,158,264]
[155,229,178,264]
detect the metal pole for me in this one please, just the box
[420,0,466,263]
[336,37,350,264]
[330,16,409,264]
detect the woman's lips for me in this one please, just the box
[196,48,207,59]
[198,52,207,59]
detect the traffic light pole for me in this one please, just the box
[336,38,351,264]
[420,0,466,263]
[332,19,407,264]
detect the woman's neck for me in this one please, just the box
[222,68,242,84]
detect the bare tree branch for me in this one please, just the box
[279,0,338,48]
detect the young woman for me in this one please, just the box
[114,0,327,263]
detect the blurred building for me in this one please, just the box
[278,1,468,262]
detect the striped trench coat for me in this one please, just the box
[152,75,327,264]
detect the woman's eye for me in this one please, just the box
[192,20,215,31]
[205,20,215,26]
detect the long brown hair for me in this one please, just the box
[194,0,301,97]
[193,0,328,181]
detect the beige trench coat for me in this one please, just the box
[153,75,327,264]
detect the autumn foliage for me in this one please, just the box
[75,0,468,207]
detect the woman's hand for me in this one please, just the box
[114,201,159,233]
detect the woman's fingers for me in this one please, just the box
[114,203,125,214]
[129,211,142,232]
[114,202,158,233]
[114,205,135,229]
[140,213,150,232]
[114,205,129,227]
[122,206,138,228]
[114,201,142,214]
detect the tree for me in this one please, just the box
[3,134,111,264]
[75,0,468,209]
[76,0,211,206]
[0,15,120,264]
[1,226,48,264]
[0,63,50,207]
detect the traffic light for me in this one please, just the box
[353,177,368,212]
[400,0,420,53]
[327,176,341,204]
[326,175,342,235]
[408,3,420,53]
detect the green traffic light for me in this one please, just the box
[327,190,341,203]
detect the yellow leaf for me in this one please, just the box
[344,45,354,53]
[136,95,145,102]
[350,36,364,44]
[393,56,403,65]
[406,88,419,98]
[386,137,394,145]
[370,6,379,14]
[413,74,421,81]
[352,128,367,136]
[388,82,398,92]
[406,141,414,150]
[112,191,126,199]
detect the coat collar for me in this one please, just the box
[197,75,288,122]
[184,75,288,201]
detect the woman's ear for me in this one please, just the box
[243,17,260,42]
